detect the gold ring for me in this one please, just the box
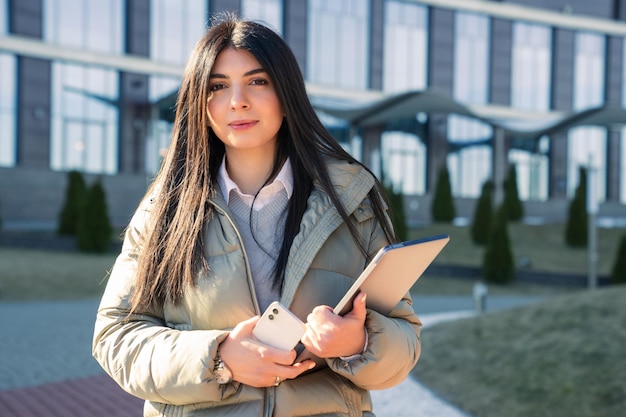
[274,376,282,386]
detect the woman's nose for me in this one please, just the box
[230,87,250,110]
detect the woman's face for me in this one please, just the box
[207,47,284,159]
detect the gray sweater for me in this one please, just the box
[228,189,288,312]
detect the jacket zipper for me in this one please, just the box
[212,202,276,417]
[211,203,261,315]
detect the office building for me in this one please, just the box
[1,0,625,229]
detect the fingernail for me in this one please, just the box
[308,362,316,370]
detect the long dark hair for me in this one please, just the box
[130,14,395,313]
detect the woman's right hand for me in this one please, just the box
[219,316,315,387]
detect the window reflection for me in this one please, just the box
[44,1,122,173]
[568,32,606,201]
[381,1,428,196]
[50,63,119,174]
[44,0,123,53]
[0,0,6,34]
[307,0,368,89]
[150,0,207,64]
[382,132,426,195]
[510,22,552,201]
[147,0,207,174]
[0,53,16,167]
[383,1,427,93]
[511,23,551,111]
[242,0,283,34]
[448,12,492,198]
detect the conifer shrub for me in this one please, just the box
[58,170,87,236]
[482,203,515,284]
[503,164,524,221]
[565,167,588,248]
[431,165,456,223]
[384,183,408,242]
[470,180,493,246]
[610,234,626,285]
[76,178,113,253]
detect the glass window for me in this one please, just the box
[242,0,283,34]
[147,0,207,173]
[146,76,181,174]
[383,1,427,93]
[448,12,492,198]
[44,0,124,54]
[508,137,550,201]
[382,132,426,195]
[1,0,7,34]
[150,0,208,64]
[511,22,552,111]
[568,32,606,201]
[381,1,428,196]
[307,0,369,89]
[0,53,16,167]
[510,22,552,201]
[50,63,119,174]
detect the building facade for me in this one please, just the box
[1,0,625,229]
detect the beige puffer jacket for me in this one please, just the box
[92,159,422,417]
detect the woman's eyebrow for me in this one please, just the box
[209,68,266,79]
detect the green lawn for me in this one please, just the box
[412,285,626,417]
[411,222,624,277]
[0,247,116,301]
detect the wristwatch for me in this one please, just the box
[213,351,232,384]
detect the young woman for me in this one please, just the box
[93,14,421,417]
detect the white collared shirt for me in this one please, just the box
[218,157,293,210]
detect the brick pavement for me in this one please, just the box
[0,374,142,417]
[1,296,540,416]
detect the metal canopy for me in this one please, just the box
[311,88,626,138]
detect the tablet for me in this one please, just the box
[333,234,450,316]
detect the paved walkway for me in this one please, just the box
[0,295,543,416]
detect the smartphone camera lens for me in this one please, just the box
[268,314,274,320]
[272,308,279,314]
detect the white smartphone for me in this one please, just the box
[252,301,306,351]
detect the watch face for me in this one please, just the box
[215,363,232,384]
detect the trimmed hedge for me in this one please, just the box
[565,167,588,248]
[58,170,87,236]
[482,203,515,284]
[611,234,626,285]
[384,183,408,242]
[503,164,524,222]
[76,178,113,253]
[431,165,456,223]
[470,180,493,246]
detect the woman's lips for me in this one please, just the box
[229,120,258,130]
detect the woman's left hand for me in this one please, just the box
[301,292,367,358]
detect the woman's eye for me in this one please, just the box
[250,78,269,86]
[209,83,226,92]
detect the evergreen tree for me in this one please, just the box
[384,183,408,242]
[503,164,524,221]
[610,234,626,285]
[58,170,86,236]
[470,180,493,246]
[431,165,456,223]
[76,179,113,253]
[482,203,515,284]
[565,166,588,247]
